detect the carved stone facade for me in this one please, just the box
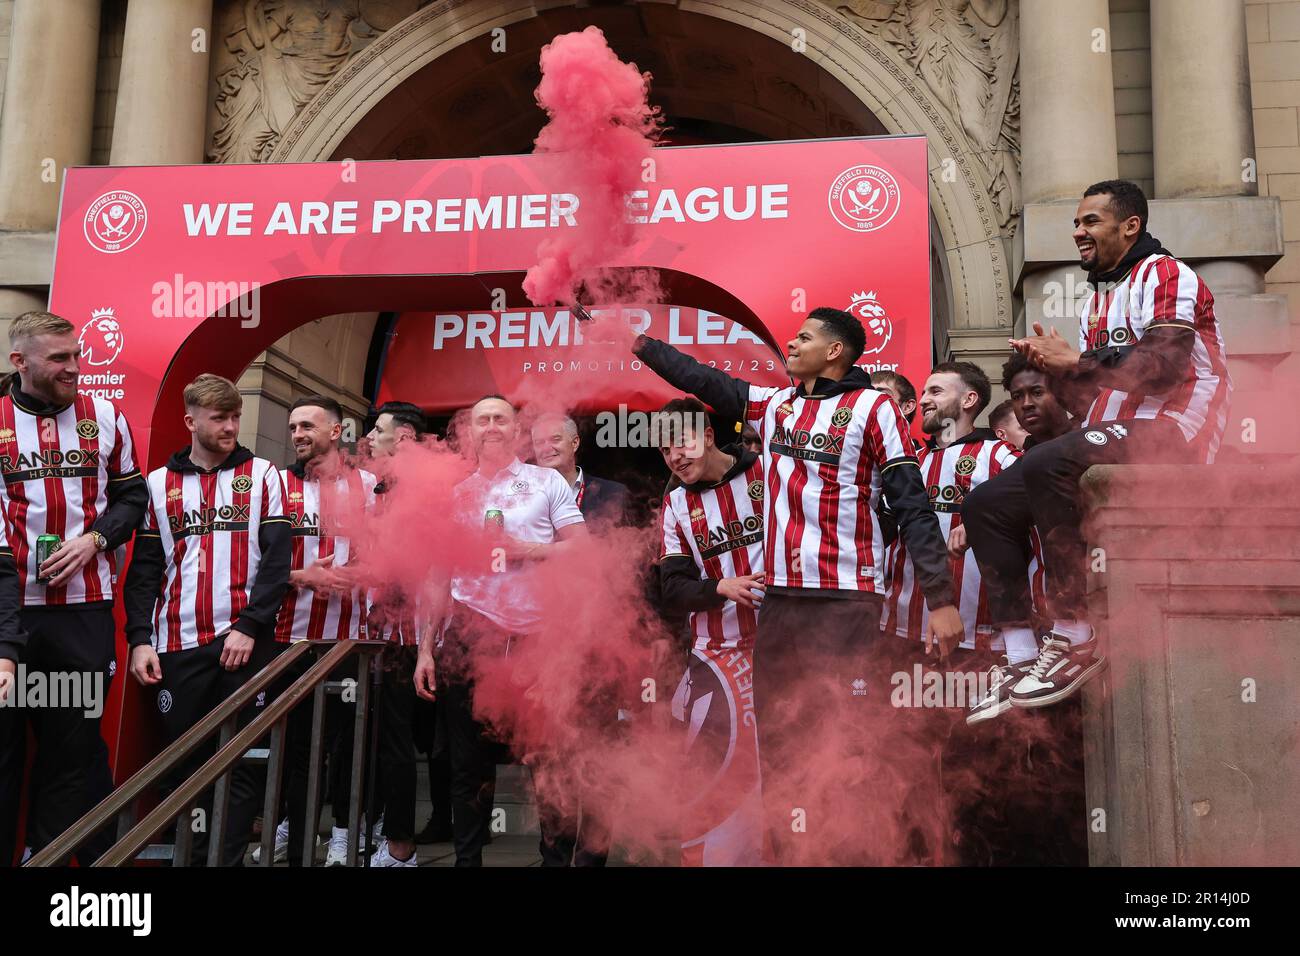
[207,0,424,163]
[834,0,1021,230]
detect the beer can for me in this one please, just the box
[36,534,62,580]
[484,509,504,529]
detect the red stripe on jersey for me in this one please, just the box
[684,486,726,650]
[944,437,983,621]
[815,393,857,586]
[37,406,68,605]
[74,395,101,600]
[857,394,895,594]
[908,448,946,637]
[229,461,256,623]
[275,470,304,642]
[0,400,32,590]
[304,534,334,641]
[163,470,188,654]
[194,472,218,642]
[714,478,758,645]
[775,399,822,588]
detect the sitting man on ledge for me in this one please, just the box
[960,178,1232,717]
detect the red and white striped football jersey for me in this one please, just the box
[744,384,913,592]
[1079,253,1231,463]
[141,457,286,653]
[0,392,139,605]
[660,458,765,651]
[882,435,1019,650]
[274,466,377,643]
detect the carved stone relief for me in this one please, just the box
[209,0,424,163]
[831,0,1021,230]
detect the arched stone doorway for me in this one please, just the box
[254,0,1020,378]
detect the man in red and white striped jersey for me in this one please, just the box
[124,374,290,865]
[595,307,961,862]
[272,395,379,867]
[0,311,147,866]
[964,179,1232,710]
[882,363,1018,656]
[656,398,766,866]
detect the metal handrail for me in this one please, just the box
[25,639,387,868]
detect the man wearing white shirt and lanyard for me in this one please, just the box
[414,395,588,867]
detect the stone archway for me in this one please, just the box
[254,0,1019,362]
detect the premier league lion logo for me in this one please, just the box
[78,308,124,367]
[847,291,892,357]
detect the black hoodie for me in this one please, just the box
[634,335,953,608]
[657,443,761,616]
[0,379,149,663]
[123,444,291,648]
[1053,231,1198,417]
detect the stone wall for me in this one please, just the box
[1081,462,1300,865]
[1249,1,1300,348]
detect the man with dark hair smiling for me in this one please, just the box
[655,396,766,865]
[270,395,381,867]
[962,179,1231,711]
[360,399,427,866]
[593,306,960,863]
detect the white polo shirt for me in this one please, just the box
[450,457,584,633]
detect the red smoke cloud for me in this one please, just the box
[523,25,663,310]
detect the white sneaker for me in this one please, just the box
[251,818,290,864]
[369,839,417,868]
[325,826,351,867]
[966,658,1032,726]
[19,846,32,865]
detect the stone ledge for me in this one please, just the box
[1015,196,1285,284]
[1081,462,1300,518]
[0,230,56,286]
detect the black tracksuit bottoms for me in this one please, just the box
[961,418,1189,626]
[0,604,115,865]
[154,636,283,866]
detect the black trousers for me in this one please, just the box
[437,605,511,867]
[962,419,1189,626]
[374,646,417,844]
[0,605,115,866]
[414,695,452,835]
[751,590,881,865]
[535,758,610,867]
[155,636,283,866]
[282,654,355,865]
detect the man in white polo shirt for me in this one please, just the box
[414,394,587,867]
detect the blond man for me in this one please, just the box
[0,311,147,866]
[123,374,290,865]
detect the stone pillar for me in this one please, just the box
[1150,0,1255,201]
[0,0,101,230]
[0,288,48,374]
[1148,0,1290,457]
[1019,0,1118,205]
[1017,0,1118,352]
[110,0,214,165]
